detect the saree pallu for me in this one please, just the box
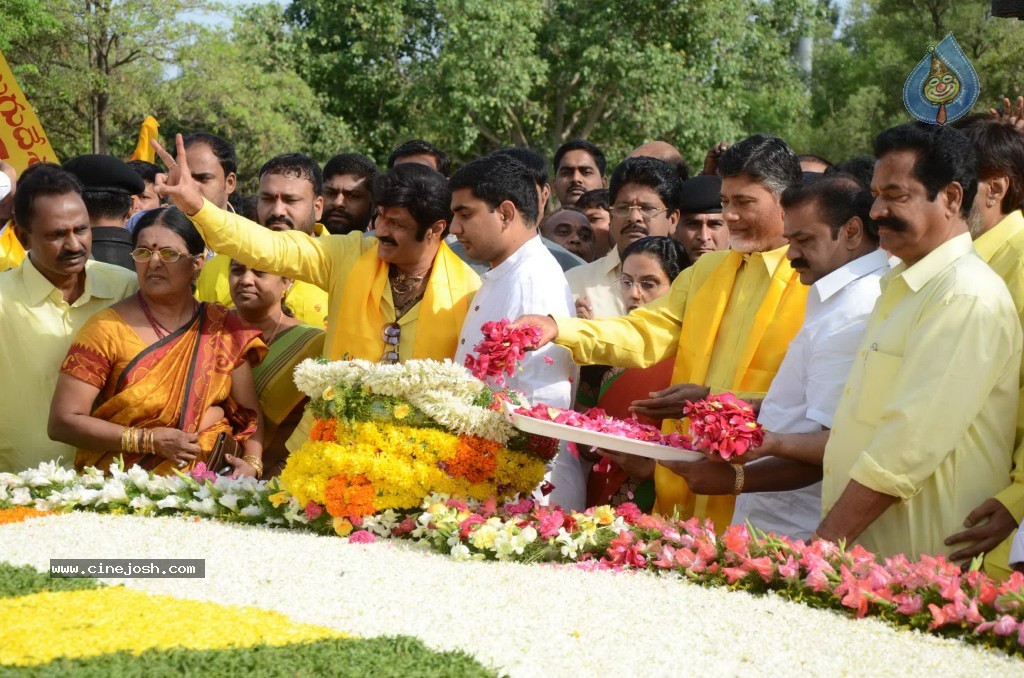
[64,303,267,475]
[585,359,675,512]
[252,324,325,445]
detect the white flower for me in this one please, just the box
[156,495,183,510]
[130,495,156,510]
[450,543,472,561]
[10,487,32,506]
[218,493,242,512]
[126,465,151,489]
[240,504,263,517]
[98,481,129,504]
[186,497,219,515]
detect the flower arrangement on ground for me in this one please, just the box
[281,359,553,524]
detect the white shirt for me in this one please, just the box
[732,249,890,540]
[454,236,583,510]
[564,248,625,319]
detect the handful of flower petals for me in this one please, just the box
[464,319,543,385]
[683,392,764,461]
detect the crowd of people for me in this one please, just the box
[3,96,1024,578]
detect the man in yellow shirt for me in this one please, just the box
[816,122,1022,560]
[0,160,25,272]
[0,164,138,473]
[944,115,1024,576]
[154,134,480,452]
[195,154,330,329]
[516,134,807,528]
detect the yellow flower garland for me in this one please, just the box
[280,420,546,514]
[0,587,343,667]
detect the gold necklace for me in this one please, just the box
[264,312,284,344]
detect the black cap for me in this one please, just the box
[63,154,145,195]
[678,175,722,214]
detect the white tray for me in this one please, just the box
[508,409,703,462]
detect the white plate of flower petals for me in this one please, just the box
[507,405,704,462]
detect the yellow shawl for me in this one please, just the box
[654,249,807,529]
[333,240,478,361]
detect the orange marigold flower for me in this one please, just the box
[446,436,500,484]
[310,419,338,443]
[0,507,54,525]
[323,473,376,517]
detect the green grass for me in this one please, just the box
[0,562,102,599]
[3,636,499,677]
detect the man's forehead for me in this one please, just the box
[682,212,723,222]
[325,173,368,188]
[558,150,597,169]
[546,211,590,228]
[259,172,315,197]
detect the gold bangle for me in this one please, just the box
[731,463,745,495]
[242,454,264,478]
[120,426,133,453]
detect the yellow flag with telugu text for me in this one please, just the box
[0,49,58,173]
[129,116,160,163]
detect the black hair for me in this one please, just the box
[574,188,610,211]
[323,152,379,183]
[13,163,84,231]
[621,236,689,282]
[236,194,259,222]
[781,173,878,241]
[259,153,324,197]
[81,190,133,222]
[874,121,978,217]
[183,132,238,177]
[127,160,163,184]
[132,206,206,256]
[718,134,802,195]
[373,163,453,240]
[955,114,1024,214]
[831,155,875,189]
[450,154,540,227]
[553,139,607,176]
[608,157,683,212]
[494,147,549,186]
[387,139,451,178]
[797,153,834,170]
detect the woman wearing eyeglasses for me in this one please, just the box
[228,260,324,478]
[580,236,689,511]
[49,207,268,478]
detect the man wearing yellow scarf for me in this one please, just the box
[153,134,480,453]
[516,135,807,530]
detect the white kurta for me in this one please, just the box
[454,236,584,510]
[731,249,889,540]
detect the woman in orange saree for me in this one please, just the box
[49,207,267,476]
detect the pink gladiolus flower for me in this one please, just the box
[615,502,642,524]
[304,501,323,521]
[894,593,923,616]
[459,514,485,539]
[724,566,750,584]
[974,614,1018,637]
[537,510,565,539]
[190,462,216,483]
[721,524,751,557]
[348,530,377,544]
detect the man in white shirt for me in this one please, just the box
[449,153,582,510]
[567,157,681,319]
[663,173,887,540]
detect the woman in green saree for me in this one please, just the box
[229,260,325,478]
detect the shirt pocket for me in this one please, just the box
[854,349,903,424]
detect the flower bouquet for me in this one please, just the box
[280,359,554,524]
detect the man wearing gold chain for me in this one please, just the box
[153,134,481,454]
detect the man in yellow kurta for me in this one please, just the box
[944,115,1024,577]
[516,135,808,529]
[816,122,1022,560]
[195,154,329,329]
[154,135,480,452]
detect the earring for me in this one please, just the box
[987,199,997,207]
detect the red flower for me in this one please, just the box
[683,393,764,460]
[464,319,543,384]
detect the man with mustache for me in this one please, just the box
[154,135,480,454]
[0,164,138,473]
[674,175,730,263]
[815,122,1021,561]
[195,154,330,328]
[659,174,888,541]
[513,134,808,529]
[567,157,682,319]
[322,153,378,235]
[552,139,606,208]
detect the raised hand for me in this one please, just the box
[702,141,729,176]
[151,133,206,216]
[989,95,1024,130]
[508,315,558,349]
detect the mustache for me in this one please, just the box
[324,206,351,220]
[378,236,398,246]
[874,216,910,232]
[58,249,88,260]
[790,257,810,269]
[264,215,294,229]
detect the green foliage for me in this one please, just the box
[0,562,102,599]
[17,635,497,677]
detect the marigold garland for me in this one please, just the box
[324,474,376,518]
[0,507,54,526]
[448,436,500,484]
